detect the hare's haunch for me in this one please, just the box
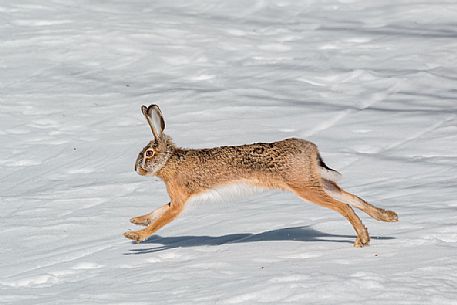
[124,105,398,247]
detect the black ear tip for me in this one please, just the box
[146,104,162,116]
[148,104,159,111]
[141,105,148,115]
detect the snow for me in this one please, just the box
[1,0,457,304]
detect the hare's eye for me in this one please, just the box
[145,150,154,157]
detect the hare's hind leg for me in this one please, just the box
[290,185,370,247]
[130,203,170,226]
[322,179,398,222]
[124,202,184,243]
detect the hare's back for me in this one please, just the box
[233,137,316,157]
[195,137,317,170]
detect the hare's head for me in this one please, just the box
[135,105,174,176]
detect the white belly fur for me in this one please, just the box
[187,182,266,205]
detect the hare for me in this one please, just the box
[124,104,398,247]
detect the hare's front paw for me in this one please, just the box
[123,230,148,243]
[130,215,152,226]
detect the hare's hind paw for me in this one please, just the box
[383,210,398,222]
[123,230,148,243]
[354,236,370,248]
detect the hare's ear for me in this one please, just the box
[141,104,165,140]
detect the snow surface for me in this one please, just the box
[1,0,457,304]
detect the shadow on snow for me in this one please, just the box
[125,226,395,255]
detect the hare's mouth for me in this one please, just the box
[135,161,147,176]
[136,167,147,176]
[136,167,148,176]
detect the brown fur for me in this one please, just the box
[124,105,398,247]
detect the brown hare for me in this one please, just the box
[124,105,398,247]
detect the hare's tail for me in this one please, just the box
[317,153,342,182]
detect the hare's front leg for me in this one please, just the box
[124,202,184,243]
[130,203,170,226]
